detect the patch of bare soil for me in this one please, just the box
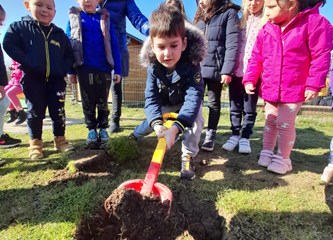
[325,183,333,214]
[75,186,224,240]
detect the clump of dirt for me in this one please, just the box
[75,187,224,240]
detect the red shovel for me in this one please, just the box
[105,113,177,208]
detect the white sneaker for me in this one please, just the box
[321,164,333,183]
[238,138,251,154]
[222,135,240,151]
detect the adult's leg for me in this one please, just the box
[109,77,122,133]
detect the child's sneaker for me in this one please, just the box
[86,129,98,148]
[201,129,216,152]
[0,133,21,148]
[267,155,292,175]
[321,164,333,183]
[258,150,273,167]
[180,155,195,180]
[99,129,109,143]
[222,135,240,151]
[238,138,251,154]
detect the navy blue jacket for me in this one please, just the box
[196,4,240,80]
[3,16,74,81]
[142,23,207,132]
[101,0,149,76]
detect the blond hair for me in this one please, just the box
[240,0,266,29]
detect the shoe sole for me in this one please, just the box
[201,146,214,152]
[0,142,21,149]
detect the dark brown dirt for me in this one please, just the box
[75,186,224,240]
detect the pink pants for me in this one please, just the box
[263,101,302,159]
[4,85,23,111]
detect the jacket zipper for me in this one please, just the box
[39,26,53,81]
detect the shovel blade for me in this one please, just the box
[117,179,172,205]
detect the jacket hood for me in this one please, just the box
[139,21,207,68]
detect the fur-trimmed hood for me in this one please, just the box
[139,21,207,68]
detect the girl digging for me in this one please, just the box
[222,0,266,154]
[243,0,333,174]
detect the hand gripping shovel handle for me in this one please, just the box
[140,137,167,195]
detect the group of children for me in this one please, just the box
[0,0,332,182]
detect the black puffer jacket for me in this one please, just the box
[196,4,240,80]
[3,15,74,81]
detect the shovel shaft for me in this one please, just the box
[140,138,167,195]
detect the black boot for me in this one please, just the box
[109,117,120,134]
[6,109,18,123]
[15,110,27,125]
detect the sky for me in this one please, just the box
[0,0,332,62]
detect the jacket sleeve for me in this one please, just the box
[110,23,122,75]
[242,29,263,86]
[0,44,8,86]
[3,22,29,71]
[306,16,333,92]
[144,66,163,128]
[125,0,149,36]
[221,9,240,75]
[62,34,75,75]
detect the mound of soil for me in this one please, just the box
[75,187,224,240]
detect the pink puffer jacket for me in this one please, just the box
[243,4,333,103]
[8,60,22,87]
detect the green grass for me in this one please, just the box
[1,102,333,239]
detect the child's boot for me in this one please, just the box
[54,136,74,152]
[201,129,216,152]
[267,154,292,174]
[15,110,27,125]
[180,155,195,180]
[28,139,44,160]
[6,109,18,123]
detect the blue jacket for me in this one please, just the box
[196,4,240,80]
[101,0,149,76]
[141,23,207,132]
[3,15,74,81]
[66,7,121,75]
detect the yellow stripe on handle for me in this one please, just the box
[151,138,167,164]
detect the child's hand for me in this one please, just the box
[220,75,232,85]
[304,90,318,101]
[113,74,122,84]
[0,86,5,100]
[67,74,77,84]
[153,124,168,138]
[161,125,179,150]
[245,84,256,95]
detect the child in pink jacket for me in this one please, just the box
[4,60,26,125]
[243,0,333,174]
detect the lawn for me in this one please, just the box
[1,102,333,239]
